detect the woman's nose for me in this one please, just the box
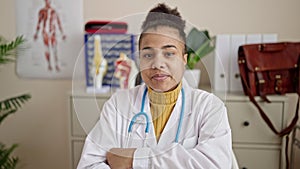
[151,56,166,69]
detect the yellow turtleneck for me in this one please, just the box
[148,83,182,140]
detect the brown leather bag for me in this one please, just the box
[238,42,300,169]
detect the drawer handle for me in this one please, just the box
[243,121,250,126]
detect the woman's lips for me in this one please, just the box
[152,74,169,81]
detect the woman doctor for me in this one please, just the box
[77,3,232,169]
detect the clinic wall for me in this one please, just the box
[0,0,299,169]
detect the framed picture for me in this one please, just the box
[15,0,83,78]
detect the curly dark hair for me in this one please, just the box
[139,3,186,50]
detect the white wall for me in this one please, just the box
[0,0,299,169]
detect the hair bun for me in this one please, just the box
[141,3,185,35]
[149,3,181,18]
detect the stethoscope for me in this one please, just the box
[127,87,185,147]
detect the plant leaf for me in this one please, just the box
[0,94,31,112]
[0,143,19,169]
[194,36,216,58]
[186,28,215,69]
[0,35,25,64]
[186,28,211,53]
[0,109,17,126]
[0,94,31,125]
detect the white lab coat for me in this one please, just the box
[77,81,232,169]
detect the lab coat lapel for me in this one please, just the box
[158,82,193,146]
[157,91,182,146]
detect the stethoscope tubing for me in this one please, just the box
[128,88,149,133]
[175,88,185,143]
[127,87,185,147]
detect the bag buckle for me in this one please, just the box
[258,44,264,51]
[238,59,245,64]
[275,74,283,92]
[275,74,281,79]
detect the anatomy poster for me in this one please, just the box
[15,0,83,78]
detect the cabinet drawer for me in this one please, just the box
[226,101,283,144]
[234,147,281,169]
[71,97,108,137]
[71,140,85,169]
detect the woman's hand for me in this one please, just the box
[106,148,136,169]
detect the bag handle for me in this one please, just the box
[247,88,299,137]
[258,43,286,52]
[238,58,299,169]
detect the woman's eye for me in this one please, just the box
[164,52,175,57]
[142,53,153,58]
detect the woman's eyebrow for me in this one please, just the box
[141,46,154,50]
[161,45,177,49]
[141,45,177,50]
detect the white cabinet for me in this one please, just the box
[68,91,111,169]
[234,146,281,169]
[68,91,288,169]
[217,92,288,169]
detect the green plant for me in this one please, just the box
[0,36,25,64]
[0,143,18,169]
[0,35,31,169]
[186,27,216,69]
